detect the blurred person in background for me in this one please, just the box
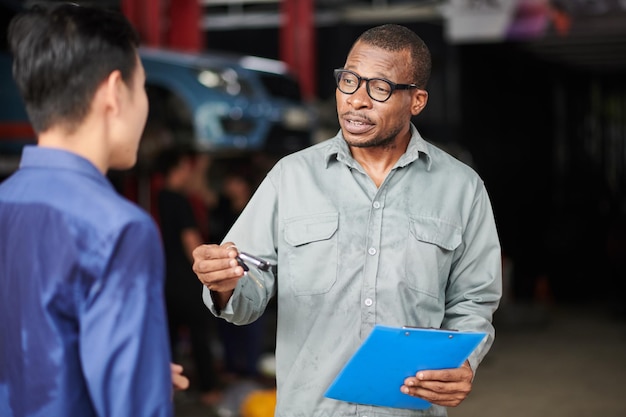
[156,146,222,407]
[209,168,266,383]
[191,24,501,416]
[0,4,187,417]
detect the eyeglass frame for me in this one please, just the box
[333,68,421,103]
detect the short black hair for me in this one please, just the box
[8,3,140,133]
[353,24,431,89]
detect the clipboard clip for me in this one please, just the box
[402,326,458,331]
[402,326,458,339]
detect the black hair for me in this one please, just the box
[8,3,140,133]
[353,24,432,89]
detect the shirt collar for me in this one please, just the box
[19,145,112,187]
[323,123,432,171]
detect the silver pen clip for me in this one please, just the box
[235,252,272,289]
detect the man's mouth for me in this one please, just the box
[343,116,374,134]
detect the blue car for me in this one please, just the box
[0,47,316,177]
[139,47,315,155]
[0,51,35,173]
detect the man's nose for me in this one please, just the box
[347,81,372,108]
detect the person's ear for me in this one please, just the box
[410,89,428,116]
[98,69,125,117]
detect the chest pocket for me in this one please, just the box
[284,212,339,296]
[406,216,462,299]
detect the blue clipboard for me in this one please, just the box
[324,324,486,410]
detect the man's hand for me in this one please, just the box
[192,242,245,291]
[400,361,474,407]
[192,242,246,307]
[171,363,189,392]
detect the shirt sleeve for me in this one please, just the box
[78,219,173,417]
[442,180,503,372]
[202,175,278,325]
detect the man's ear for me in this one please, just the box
[96,70,125,117]
[410,89,428,116]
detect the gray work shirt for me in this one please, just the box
[202,124,502,417]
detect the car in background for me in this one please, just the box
[1,47,316,178]
[0,51,35,178]
[139,47,316,158]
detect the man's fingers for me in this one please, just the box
[220,241,241,257]
[413,363,473,383]
[401,382,471,407]
[194,256,237,274]
[170,363,190,391]
[192,243,215,260]
[193,244,242,279]
[412,379,471,394]
[402,378,469,392]
[401,365,473,408]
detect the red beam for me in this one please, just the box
[144,0,162,47]
[280,0,317,101]
[121,0,162,47]
[166,0,204,52]
[0,122,36,139]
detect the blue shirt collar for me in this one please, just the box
[19,145,111,187]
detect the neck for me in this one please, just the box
[37,116,109,174]
[350,134,410,188]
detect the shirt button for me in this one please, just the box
[364,298,373,307]
[368,247,376,256]
[373,201,380,209]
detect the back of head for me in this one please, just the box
[354,24,432,89]
[8,4,140,134]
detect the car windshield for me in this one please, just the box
[257,72,302,101]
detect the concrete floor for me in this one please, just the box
[450,304,626,417]
[175,303,626,417]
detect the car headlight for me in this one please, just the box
[283,107,311,130]
[197,67,241,96]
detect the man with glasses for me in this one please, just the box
[192,24,502,416]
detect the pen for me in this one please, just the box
[236,252,273,272]
[235,252,273,289]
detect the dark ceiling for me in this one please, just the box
[199,0,626,74]
[3,0,626,73]
[523,10,626,73]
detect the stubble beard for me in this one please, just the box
[345,125,402,150]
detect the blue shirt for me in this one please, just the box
[203,125,502,417]
[0,146,173,417]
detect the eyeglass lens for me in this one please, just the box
[336,70,393,102]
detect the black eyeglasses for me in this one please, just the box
[334,69,419,102]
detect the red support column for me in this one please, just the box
[297,0,316,101]
[166,0,204,52]
[121,0,162,47]
[280,0,296,72]
[120,0,139,31]
[280,0,317,101]
[144,0,163,47]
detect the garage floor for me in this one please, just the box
[174,303,626,417]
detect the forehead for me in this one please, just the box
[344,41,412,80]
